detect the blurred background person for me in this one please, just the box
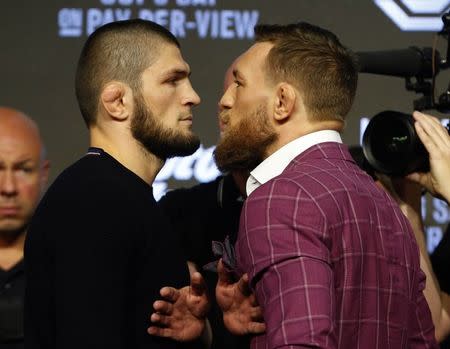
[0,107,49,349]
[405,111,450,346]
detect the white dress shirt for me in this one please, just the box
[246,130,343,196]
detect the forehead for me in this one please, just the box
[0,124,42,162]
[234,42,273,77]
[143,43,190,77]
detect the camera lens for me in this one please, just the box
[362,110,429,176]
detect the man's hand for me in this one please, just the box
[148,271,210,342]
[215,259,266,335]
[407,111,450,202]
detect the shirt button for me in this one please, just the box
[4,283,11,289]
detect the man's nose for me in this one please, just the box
[218,86,234,111]
[0,171,18,197]
[184,82,201,107]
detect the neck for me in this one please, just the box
[0,231,25,271]
[266,119,343,159]
[231,170,249,198]
[90,126,164,185]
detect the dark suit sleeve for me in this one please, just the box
[430,226,450,294]
[159,182,220,266]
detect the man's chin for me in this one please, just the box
[176,138,201,157]
[181,128,196,138]
[0,223,26,240]
[163,135,201,159]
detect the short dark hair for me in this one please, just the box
[254,22,358,123]
[75,19,180,126]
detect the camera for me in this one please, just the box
[362,110,450,176]
[362,111,429,176]
[357,11,450,177]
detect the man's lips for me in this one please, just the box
[0,206,20,216]
[180,115,193,125]
[219,118,226,132]
[218,113,230,132]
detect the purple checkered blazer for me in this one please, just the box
[236,142,437,349]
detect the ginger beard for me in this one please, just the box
[214,105,278,173]
[131,92,200,160]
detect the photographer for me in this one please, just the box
[369,110,450,344]
[408,111,450,204]
[406,111,450,344]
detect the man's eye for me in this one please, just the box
[234,80,242,87]
[19,168,33,173]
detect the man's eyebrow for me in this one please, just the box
[162,66,191,79]
[15,159,36,166]
[233,69,244,80]
[3,159,37,169]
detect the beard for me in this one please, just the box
[131,93,200,160]
[0,220,27,241]
[214,105,277,173]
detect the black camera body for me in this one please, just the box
[358,12,450,177]
[362,111,432,176]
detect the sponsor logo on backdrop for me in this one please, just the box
[57,0,259,39]
[153,144,220,200]
[374,0,449,31]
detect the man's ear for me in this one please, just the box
[40,159,50,193]
[273,83,296,122]
[100,82,133,121]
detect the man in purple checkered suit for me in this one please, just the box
[214,22,438,348]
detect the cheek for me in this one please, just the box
[18,179,41,206]
[229,105,250,128]
[235,89,259,105]
[226,118,246,140]
[148,94,177,119]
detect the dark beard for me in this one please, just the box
[131,93,200,160]
[214,106,277,173]
[0,226,26,242]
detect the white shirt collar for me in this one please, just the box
[246,130,342,196]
